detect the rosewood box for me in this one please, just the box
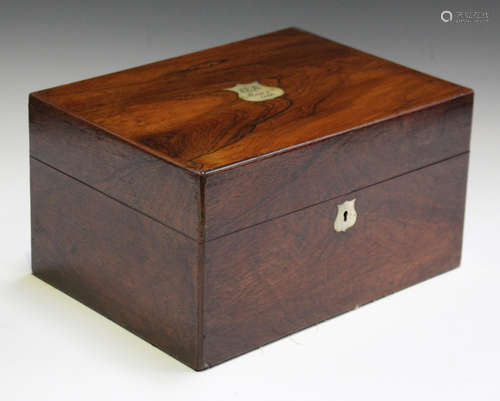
[29,28,473,370]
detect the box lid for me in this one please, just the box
[30,28,473,240]
[31,27,471,175]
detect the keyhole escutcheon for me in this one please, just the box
[334,199,357,232]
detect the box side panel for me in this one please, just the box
[30,158,199,369]
[205,93,472,239]
[203,153,468,367]
[29,95,201,240]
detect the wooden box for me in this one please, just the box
[29,28,473,370]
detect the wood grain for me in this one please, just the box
[204,93,472,239]
[30,158,201,369]
[29,27,473,370]
[29,96,202,240]
[30,28,471,173]
[202,154,468,367]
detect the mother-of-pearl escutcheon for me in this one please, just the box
[225,81,285,102]
[334,199,357,232]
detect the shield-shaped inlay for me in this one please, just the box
[334,199,357,232]
[225,81,285,102]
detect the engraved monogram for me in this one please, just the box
[225,81,284,102]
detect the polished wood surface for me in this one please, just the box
[203,154,469,367]
[30,153,469,370]
[29,96,202,240]
[29,27,473,370]
[204,93,472,239]
[30,158,201,368]
[31,28,471,173]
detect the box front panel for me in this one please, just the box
[204,94,472,240]
[203,153,468,367]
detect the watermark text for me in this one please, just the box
[441,10,488,23]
